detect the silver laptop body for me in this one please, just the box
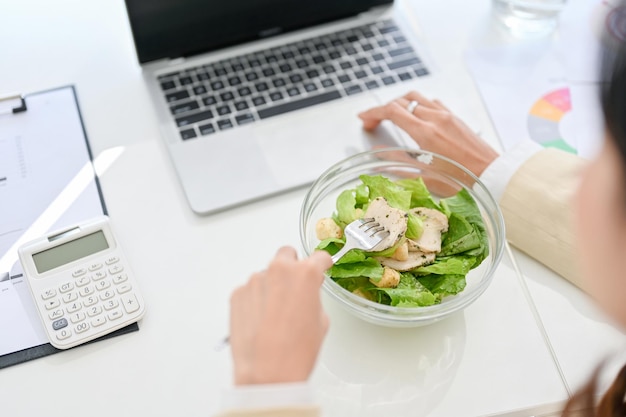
[125,0,445,214]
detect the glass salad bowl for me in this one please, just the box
[299,148,505,327]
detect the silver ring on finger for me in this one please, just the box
[406,100,419,114]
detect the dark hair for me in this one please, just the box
[562,364,626,417]
[601,5,626,172]
[561,4,626,416]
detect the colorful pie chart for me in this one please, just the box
[527,87,577,154]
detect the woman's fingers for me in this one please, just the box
[359,100,446,154]
[358,90,499,177]
[309,249,333,273]
[275,246,298,261]
[359,90,444,132]
[402,90,439,110]
[432,99,450,112]
[395,97,443,123]
[358,101,411,131]
[358,100,434,137]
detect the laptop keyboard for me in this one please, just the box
[157,19,429,140]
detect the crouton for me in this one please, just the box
[315,218,343,240]
[370,266,401,288]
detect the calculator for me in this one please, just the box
[18,216,145,349]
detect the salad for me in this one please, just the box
[315,174,489,308]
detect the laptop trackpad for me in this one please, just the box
[252,94,400,188]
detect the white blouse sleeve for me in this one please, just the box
[479,140,543,202]
[219,382,316,411]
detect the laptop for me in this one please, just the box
[124,0,446,214]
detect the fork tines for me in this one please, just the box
[359,218,386,237]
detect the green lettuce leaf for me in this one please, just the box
[373,273,437,307]
[441,188,483,226]
[396,177,441,210]
[440,188,489,266]
[329,257,383,281]
[317,243,370,265]
[440,212,481,256]
[412,256,475,276]
[316,237,345,255]
[333,276,374,293]
[405,212,423,240]
[359,174,412,211]
[334,189,358,226]
[335,249,367,264]
[355,183,369,206]
[418,274,466,297]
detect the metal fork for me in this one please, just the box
[331,217,390,263]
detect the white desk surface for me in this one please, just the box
[1,0,624,416]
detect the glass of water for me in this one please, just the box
[493,0,568,38]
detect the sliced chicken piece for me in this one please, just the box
[364,197,408,251]
[370,266,401,288]
[408,207,449,253]
[376,251,436,271]
[412,207,448,227]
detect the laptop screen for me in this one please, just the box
[125,0,393,64]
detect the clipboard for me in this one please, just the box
[0,86,138,369]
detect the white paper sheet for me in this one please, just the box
[464,0,610,158]
[0,86,105,357]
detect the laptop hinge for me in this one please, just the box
[167,57,186,66]
[359,4,391,18]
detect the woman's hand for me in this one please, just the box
[229,247,333,385]
[358,91,499,177]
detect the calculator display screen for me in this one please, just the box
[32,231,109,274]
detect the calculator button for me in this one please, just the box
[41,288,57,300]
[112,273,127,284]
[107,309,123,321]
[72,268,87,277]
[52,318,68,331]
[75,322,90,333]
[76,276,91,287]
[92,271,107,281]
[88,263,103,271]
[83,295,98,307]
[121,294,140,314]
[59,282,74,293]
[96,280,111,291]
[105,256,119,265]
[49,309,64,320]
[116,283,132,294]
[66,301,82,313]
[91,316,107,327]
[100,289,115,301]
[70,312,86,323]
[79,285,95,297]
[62,291,78,303]
[108,265,124,275]
[103,299,119,311]
[56,329,71,341]
[45,299,60,310]
[87,305,102,317]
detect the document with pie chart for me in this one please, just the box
[464,0,607,158]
